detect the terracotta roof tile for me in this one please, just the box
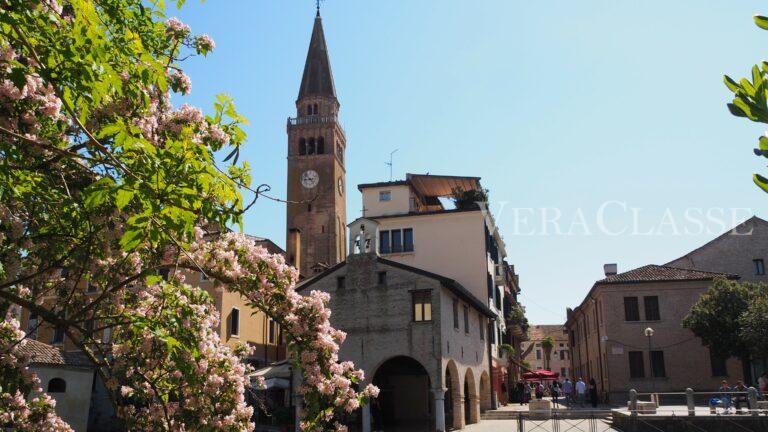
[16,340,93,368]
[596,265,737,285]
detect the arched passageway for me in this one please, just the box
[464,369,479,425]
[372,356,431,431]
[479,371,492,413]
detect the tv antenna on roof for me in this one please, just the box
[386,149,399,181]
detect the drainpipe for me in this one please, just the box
[487,318,496,409]
[592,298,606,402]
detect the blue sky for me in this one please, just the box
[174,1,767,324]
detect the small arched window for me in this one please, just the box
[306,105,312,116]
[307,138,315,155]
[316,137,325,154]
[47,378,66,393]
[299,138,306,155]
[313,103,319,115]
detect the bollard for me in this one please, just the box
[629,389,638,416]
[748,387,758,416]
[686,388,695,416]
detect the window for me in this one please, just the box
[317,137,325,154]
[299,138,307,155]
[336,143,344,164]
[624,297,640,321]
[755,259,765,275]
[307,138,315,155]
[268,319,277,344]
[453,299,459,329]
[337,276,346,289]
[157,269,169,281]
[628,351,645,378]
[644,296,660,321]
[377,271,387,284]
[560,350,565,361]
[47,378,66,393]
[650,351,666,377]
[85,319,94,337]
[479,314,485,340]
[52,326,65,344]
[391,230,402,253]
[561,367,566,377]
[379,231,390,254]
[230,308,240,337]
[27,313,38,339]
[463,305,469,333]
[412,291,432,322]
[403,228,414,252]
[709,347,728,376]
[379,191,391,201]
[536,349,541,360]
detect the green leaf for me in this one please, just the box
[119,229,144,251]
[727,102,748,118]
[84,177,116,210]
[724,75,740,93]
[759,136,768,152]
[8,68,27,90]
[755,15,768,30]
[753,173,768,193]
[115,188,135,210]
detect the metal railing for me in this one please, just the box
[287,114,337,126]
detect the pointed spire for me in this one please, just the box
[298,12,336,101]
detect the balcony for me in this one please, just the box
[288,115,345,140]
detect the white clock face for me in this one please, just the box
[337,177,343,195]
[301,170,319,189]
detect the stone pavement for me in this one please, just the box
[464,418,620,432]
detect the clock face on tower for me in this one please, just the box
[337,177,343,195]
[301,170,319,189]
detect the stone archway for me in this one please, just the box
[479,371,492,413]
[372,356,431,431]
[464,368,479,425]
[444,360,462,429]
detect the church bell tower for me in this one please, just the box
[286,9,347,276]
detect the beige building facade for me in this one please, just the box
[566,265,742,402]
[521,325,570,378]
[299,217,495,431]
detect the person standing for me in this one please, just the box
[575,377,586,408]
[758,371,768,400]
[562,378,574,407]
[551,381,560,407]
[589,377,598,408]
[516,381,525,406]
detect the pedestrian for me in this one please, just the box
[516,381,525,406]
[575,377,586,408]
[589,377,598,408]
[552,381,560,407]
[759,371,768,401]
[535,381,544,399]
[733,380,748,413]
[523,381,531,403]
[562,378,573,407]
[718,380,732,414]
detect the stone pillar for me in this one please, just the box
[362,404,372,432]
[294,396,303,432]
[433,388,446,432]
[685,388,695,416]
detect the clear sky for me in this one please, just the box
[174,1,768,325]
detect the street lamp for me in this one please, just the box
[644,327,655,404]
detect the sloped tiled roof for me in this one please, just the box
[595,264,737,285]
[16,340,93,368]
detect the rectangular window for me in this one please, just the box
[268,319,277,344]
[412,291,432,322]
[230,308,240,337]
[650,351,666,378]
[709,347,728,376]
[379,231,391,254]
[479,314,485,340]
[536,349,541,360]
[561,367,566,377]
[52,326,65,345]
[391,229,402,253]
[453,299,459,329]
[560,350,565,361]
[379,191,391,201]
[644,296,660,321]
[377,271,387,284]
[628,351,645,378]
[754,259,765,275]
[403,228,414,252]
[624,297,640,321]
[84,319,95,337]
[27,314,38,339]
[463,305,469,334]
[337,276,346,289]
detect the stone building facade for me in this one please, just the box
[565,265,742,402]
[521,325,570,378]
[298,218,495,432]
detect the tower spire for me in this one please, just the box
[298,8,336,101]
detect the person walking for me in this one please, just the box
[575,377,586,408]
[758,371,768,400]
[589,377,598,408]
[551,381,560,407]
[516,381,525,406]
[562,378,574,407]
[523,381,531,404]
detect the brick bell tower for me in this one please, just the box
[286,9,346,276]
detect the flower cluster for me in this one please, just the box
[193,34,216,56]
[168,70,191,95]
[111,282,255,431]
[0,317,72,432]
[185,230,379,430]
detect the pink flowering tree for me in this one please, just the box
[0,1,375,431]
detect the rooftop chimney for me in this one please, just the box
[604,263,617,277]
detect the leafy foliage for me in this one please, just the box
[450,186,489,210]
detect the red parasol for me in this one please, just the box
[523,369,560,381]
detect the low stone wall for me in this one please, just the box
[612,412,768,432]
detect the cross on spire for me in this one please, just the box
[316,0,323,15]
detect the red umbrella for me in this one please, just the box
[523,369,560,381]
